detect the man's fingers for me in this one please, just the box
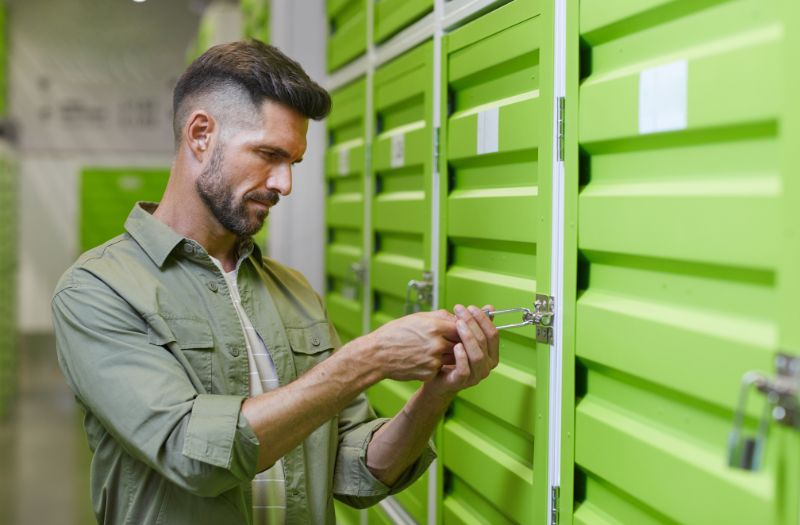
[452,343,470,381]
[476,304,500,364]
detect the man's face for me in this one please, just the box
[196,100,308,237]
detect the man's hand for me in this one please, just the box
[425,304,499,397]
[362,309,459,382]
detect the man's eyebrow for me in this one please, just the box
[256,145,303,163]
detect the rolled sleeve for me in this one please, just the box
[184,394,260,480]
[333,397,436,508]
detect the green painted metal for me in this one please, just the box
[79,168,169,253]
[567,1,799,524]
[366,40,435,523]
[328,0,368,72]
[373,0,433,44]
[437,0,552,522]
[335,500,363,525]
[325,77,368,344]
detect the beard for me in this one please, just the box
[195,146,280,237]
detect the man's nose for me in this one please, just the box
[267,163,292,196]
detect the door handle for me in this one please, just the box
[727,353,799,471]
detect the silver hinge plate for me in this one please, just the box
[433,126,440,166]
[551,485,560,525]
[557,97,566,162]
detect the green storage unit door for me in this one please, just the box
[438,0,548,523]
[325,77,367,345]
[373,0,433,44]
[328,0,367,72]
[79,168,170,253]
[241,0,270,43]
[572,1,798,523]
[367,40,435,523]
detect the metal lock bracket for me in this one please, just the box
[484,294,555,344]
[727,352,800,471]
[404,271,433,314]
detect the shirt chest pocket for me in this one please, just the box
[147,316,215,394]
[286,322,337,377]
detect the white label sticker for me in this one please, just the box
[638,60,688,135]
[477,106,500,155]
[391,133,405,168]
[338,147,349,176]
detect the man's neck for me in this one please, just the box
[153,182,240,272]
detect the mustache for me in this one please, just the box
[246,192,280,207]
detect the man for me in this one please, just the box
[52,40,498,525]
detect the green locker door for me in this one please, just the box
[367,40,435,523]
[80,168,170,252]
[567,1,800,523]
[373,0,433,44]
[325,78,367,345]
[328,0,368,72]
[438,0,551,523]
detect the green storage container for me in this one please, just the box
[328,0,368,72]
[373,0,433,44]
[242,0,270,43]
[79,168,170,253]
[325,77,368,345]
[437,0,551,522]
[366,40,435,523]
[563,0,800,524]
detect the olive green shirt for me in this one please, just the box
[52,202,434,524]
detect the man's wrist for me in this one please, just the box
[337,332,385,387]
[419,380,457,410]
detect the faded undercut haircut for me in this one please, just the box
[172,39,331,147]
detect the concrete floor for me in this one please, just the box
[0,334,92,525]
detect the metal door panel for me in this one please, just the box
[373,0,433,44]
[367,41,434,524]
[327,0,367,72]
[572,1,792,523]
[325,78,367,343]
[438,1,546,523]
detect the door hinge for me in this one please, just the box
[483,294,555,344]
[550,485,560,525]
[557,97,566,162]
[433,126,441,166]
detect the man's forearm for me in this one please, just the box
[242,335,382,472]
[365,383,455,487]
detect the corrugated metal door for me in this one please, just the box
[327,0,367,72]
[325,78,367,346]
[437,0,549,522]
[366,40,435,524]
[571,1,798,523]
[373,0,433,44]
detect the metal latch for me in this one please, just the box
[483,294,555,344]
[728,353,800,471]
[550,485,560,525]
[342,261,365,301]
[404,271,433,314]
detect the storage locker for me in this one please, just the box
[437,0,551,522]
[241,0,270,43]
[325,77,368,344]
[366,40,436,523]
[328,0,368,72]
[373,0,433,44]
[79,168,170,253]
[565,0,800,523]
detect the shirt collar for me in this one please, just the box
[124,202,264,269]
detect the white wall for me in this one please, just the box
[10,0,201,332]
[267,0,328,295]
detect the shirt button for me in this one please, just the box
[230,346,240,357]
[311,336,321,347]
[206,281,218,292]
[183,243,194,254]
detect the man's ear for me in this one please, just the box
[185,110,216,160]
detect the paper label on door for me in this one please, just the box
[638,60,688,135]
[391,133,405,168]
[477,106,500,155]
[338,147,349,176]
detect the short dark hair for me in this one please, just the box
[172,40,331,141]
